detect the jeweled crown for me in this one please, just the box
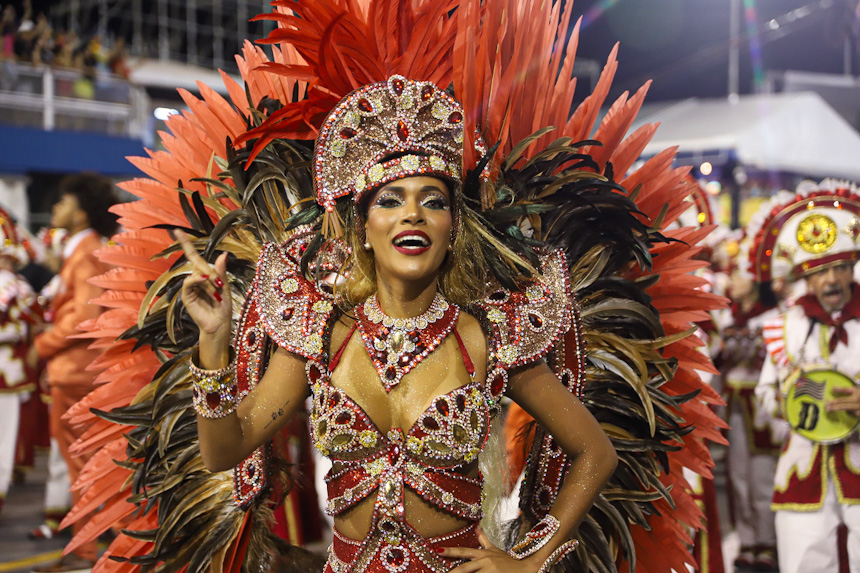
[313,75,464,212]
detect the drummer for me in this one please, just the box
[755,179,860,573]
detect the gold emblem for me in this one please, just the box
[796,214,837,254]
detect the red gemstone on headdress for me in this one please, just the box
[358,98,373,112]
[456,394,466,412]
[340,127,357,139]
[247,464,256,478]
[282,308,294,321]
[247,331,256,346]
[448,111,463,124]
[335,411,351,424]
[532,522,548,533]
[328,392,341,409]
[206,392,221,409]
[389,444,401,464]
[385,366,398,380]
[381,521,396,532]
[421,85,434,101]
[392,78,405,94]
[489,291,507,301]
[423,416,439,431]
[397,120,409,142]
[528,313,543,328]
[387,548,406,566]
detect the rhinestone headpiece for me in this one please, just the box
[313,75,465,212]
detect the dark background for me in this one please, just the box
[5,0,858,102]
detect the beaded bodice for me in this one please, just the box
[308,323,491,523]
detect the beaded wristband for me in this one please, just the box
[190,351,238,419]
[536,539,579,573]
[509,515,561,560]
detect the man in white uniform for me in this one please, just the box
[756,180,860,573]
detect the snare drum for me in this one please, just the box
[782,368,860,444]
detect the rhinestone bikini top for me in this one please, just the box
[309,323,490,519]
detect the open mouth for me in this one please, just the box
[392,231,431,255]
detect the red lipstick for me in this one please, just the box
[392,230,431,255]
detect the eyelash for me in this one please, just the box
[371,194,450,210]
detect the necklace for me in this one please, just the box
[355,293,459,392]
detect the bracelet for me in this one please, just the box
[190,350,238,419]
[509,515,561,560]
[536,539,579,573]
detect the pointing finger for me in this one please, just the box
[173,229,213,274]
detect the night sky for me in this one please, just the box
[6,0,858,102]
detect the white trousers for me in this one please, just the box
[44,437,71,512]
[727,407,778,547]
[0,392,21,497]
[776,478,860,573]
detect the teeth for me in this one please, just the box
[394,235,429,247]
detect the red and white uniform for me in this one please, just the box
[757,290,860,573]
[0,268,38,503]
[720,302,783,559]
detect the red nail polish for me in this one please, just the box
[201,274,209,280]
[213,291,222,302]
[214,277,224,288]
[435,547,444,554]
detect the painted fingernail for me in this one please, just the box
[213,291,222,302]
[201,274,209,280]
[435,547,444,554]
[214,277,224,288]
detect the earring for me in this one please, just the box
[363,242,371,250]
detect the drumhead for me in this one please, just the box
[783,368,860,444]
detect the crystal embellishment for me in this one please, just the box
[356,294,459,392]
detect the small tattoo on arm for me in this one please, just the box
[263,400,290,429]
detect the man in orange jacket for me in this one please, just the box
[32,173,118,573]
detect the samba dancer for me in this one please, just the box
[54,2,724,572]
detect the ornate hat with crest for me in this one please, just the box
[749,179,860,281]
[313,75,465,212]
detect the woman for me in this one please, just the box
[57,2,723,572]
[178,77,618,572]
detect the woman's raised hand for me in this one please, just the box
[174,229,231,338]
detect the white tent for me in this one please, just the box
[632,92,860,183]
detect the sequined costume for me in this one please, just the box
[58,2,725,572]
